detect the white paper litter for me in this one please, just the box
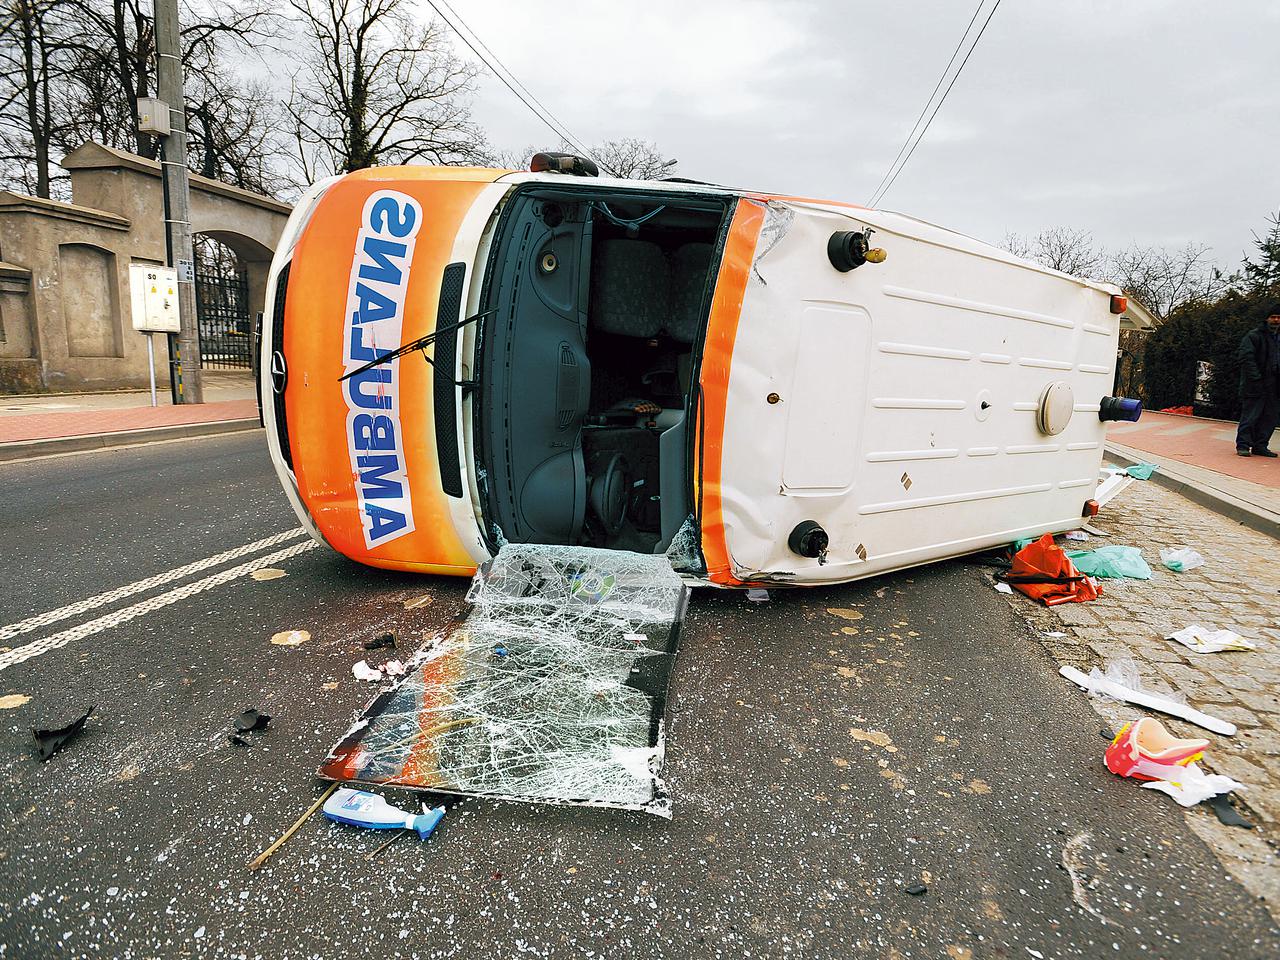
[993,582,1014,594]
[351,660,383,682]
[1159,547,1205,573]
[1064,530,1089,542]
[1141,763,1245,807]
[746,588,770,603]
[1166,625,1256,654]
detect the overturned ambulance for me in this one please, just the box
[260,154,1148,588]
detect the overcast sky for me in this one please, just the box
[435,0,1280,270]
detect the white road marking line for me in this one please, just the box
[0,540,319,673]
[0,528,307,641]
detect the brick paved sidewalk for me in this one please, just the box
[987,479,1280,907]
[0,398,259,444]
[1108,411,1279,488]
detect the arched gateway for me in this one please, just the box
[0,142,290,393]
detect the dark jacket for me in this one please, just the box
[1238,323,1280,398]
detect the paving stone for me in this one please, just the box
[1054,605,1098,627]
[1236,691,1280,715]
[994,478,1280,886]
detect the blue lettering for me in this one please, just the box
[369,196,416,239]
[357,454,403,499]
[346,367,391,409]
[366,503,408,541]
[357,237,407,285]
[352,413,396,451]
[354,282,397,325]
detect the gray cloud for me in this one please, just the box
[445,0,1280,268]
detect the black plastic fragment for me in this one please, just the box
[904,883,928,896]
[1205,792,1253,829]
[364,632,397,651]
[228,734,250,748]
[234,709,272,732]
[32,706,94,761]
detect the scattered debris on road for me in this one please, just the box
[234,709,271,733]
[1165,625,1256,654]
[251,568,287,581]
[247,783,338,871]
[746,588,770,603]
[350,660,383,682]
[0,693,31,709]
[904,882,928,896]
[322,788,445,840]
[1065,545,1152,580]
[1158,546,1205,572]
[32,706,93,761]
[1205,792,1254,829]
[1124,463,1158,480]
[363,632,396,651]
[270,630,310,646]
[1060,664,1237,736]
[320,544,688,816]
[1000,534,1100,605]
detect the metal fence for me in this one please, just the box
[195,271,252,369]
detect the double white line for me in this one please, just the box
[0,528,319,673]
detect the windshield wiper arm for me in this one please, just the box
[337,309,495,383]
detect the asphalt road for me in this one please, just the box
[0,432,1276,959]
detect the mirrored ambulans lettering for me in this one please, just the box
[341,190,422,549]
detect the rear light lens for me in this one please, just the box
[1083,499,1100,518]
[1110,294,1128,315]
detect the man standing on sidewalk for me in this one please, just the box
[1235,304,1280,457]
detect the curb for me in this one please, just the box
[1104,444,1280,541]
[0,418,263,463]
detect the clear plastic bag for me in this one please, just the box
[1159,547,1205,573]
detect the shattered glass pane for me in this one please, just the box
[319,545,689,816]
[664,514,705,574]
[751,201,795,283]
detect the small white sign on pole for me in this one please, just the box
[130,263,181,407]
[129,263,182,333]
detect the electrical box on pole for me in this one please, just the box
[136,97,171,136]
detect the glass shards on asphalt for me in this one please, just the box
[319,544,689,816]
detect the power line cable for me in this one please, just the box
[864,0,987,206]
[421,0,608,172]
[869,0,1005,208]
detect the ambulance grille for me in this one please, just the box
[434,262,466,498]
[270,261,293,472]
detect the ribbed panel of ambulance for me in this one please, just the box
[714,201,1120,584]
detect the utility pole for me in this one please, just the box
[154,0,203,403]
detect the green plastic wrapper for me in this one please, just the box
[1066,545,1153,580]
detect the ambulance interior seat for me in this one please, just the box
[478,187,724,554]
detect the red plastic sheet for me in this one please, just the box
[1005,534,1101,606]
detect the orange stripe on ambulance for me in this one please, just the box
[342,190,422,549]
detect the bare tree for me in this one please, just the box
[1002,226,1105,278]
[590,137,676,179]
[1108,241,1230,323]
[285,0,485,179]
[0,0,85,197]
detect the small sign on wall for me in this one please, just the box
[129,263,181,333]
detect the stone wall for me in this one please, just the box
[0,142,291,393]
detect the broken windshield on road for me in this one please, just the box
[319,544,689,815]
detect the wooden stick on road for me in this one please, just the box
[247,782,339,871]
